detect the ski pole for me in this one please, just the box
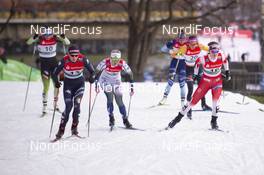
[127,95,132,118]
[49,88,59,138]
[23,45,36,111]
[86,91,99,126]
[87,83,92,137]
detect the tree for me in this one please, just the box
[0,0,16,35]
[110,0,237,80]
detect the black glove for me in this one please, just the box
[193,74,199,82]
[130,83,134,96]
[225,70,231,81]
[55,81,61,88]
[60,34,65,39]
[33,34,38,39]
[88,75,95,83]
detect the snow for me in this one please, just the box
[0,82,264,175]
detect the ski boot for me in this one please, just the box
[187,108,192,120]
[123,118,132,128]
[210,116,219,129]
[55,126,65,140]
[71,122,79,135]
[109,114,115,127]
[159,96,167,105]
[168,112,184,128]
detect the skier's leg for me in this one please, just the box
[50,57,59,108]
[113,85,132,128]
[56,85,73,138]
[113,85,126,118]
[40,59,50,114]
[177,60,186,108]
[103,83,115,126]
[198,75,212,111]
[159,59,178,104]
[210,79,223,129]
[72,83,85,135]
[168,77,210,128]
[186,75,194,118]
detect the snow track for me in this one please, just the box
[0,82,264,175]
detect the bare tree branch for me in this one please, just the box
[0,0,16,34]
[148,0,237,28]
[109,0,128,11]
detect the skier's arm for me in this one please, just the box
[84,57,96,83]
[95,59,106,79]
[194,57,202,76]
[221,52,230,80]
[52,59,65,87]
[122,61,134,95]
[222,52,229,71]
[56,35,70,45]
[26,35,39,45]
[161,40,174,53]
[122,61,134,83]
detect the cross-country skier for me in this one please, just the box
[159,31,187,108]
[167,41,230,130]
[26,27,70,115]
[52,45,95,139]
[171,35,211,119]
[95,49,134,129]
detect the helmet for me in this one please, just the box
[43,27,53,37]
[110,49,121,66]
[208,41,220,50]
[178,30,186,39]
[208,42,220,62]
[188,35,198,43]
[177,30,186,43]
[68,45,80,56]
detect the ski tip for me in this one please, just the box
[158,126,169,132]
[117,126,145,131]
[208,128,229,133]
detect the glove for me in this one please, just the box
[55,81,61,88]
[193,74,199,82]
[130,83,134,96]
[166,40,174,49]
[225,70,231,81]
[88,75,95,83]
[60,34,65,39]
[33,34,38,39]
[95,81,100,93]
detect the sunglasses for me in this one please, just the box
[70,54,78,57]
[210,49,219,54]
